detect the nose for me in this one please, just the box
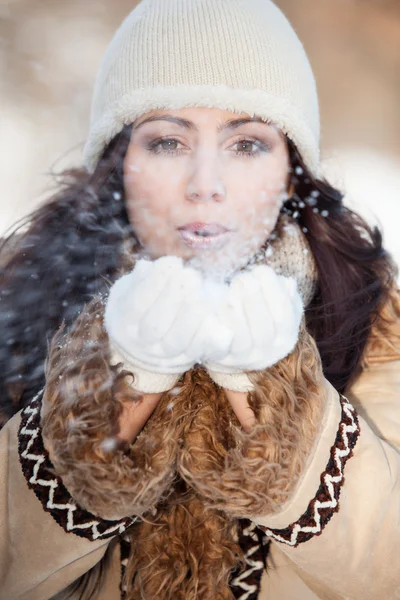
[185,147,226,203]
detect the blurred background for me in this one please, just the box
[1,0,400,265]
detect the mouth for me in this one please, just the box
[177,222,232,249]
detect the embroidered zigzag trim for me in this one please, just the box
[17,389,137,541]
[229,394,360,600]
[230,520,270,600]
[120,532,132,599]
[259,394,360,547]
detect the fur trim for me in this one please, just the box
[18,389,136,540]
[118,368,261,600]
[119,518,270,600]
[83,85,320,176]
[116,356,359,600]
[40,297,181,521]
[123,486,242,600]
[177,323,326,519]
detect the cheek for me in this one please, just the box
[124,146,188,207]
[233,179,284,219]
[257,193,282,232]
[240,193,282,238]
[124,161,174,224]
[251,158,289,221]
[228,167,287,240]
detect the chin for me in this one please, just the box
[185,244,260,281]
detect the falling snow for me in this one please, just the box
[99,437,119,452]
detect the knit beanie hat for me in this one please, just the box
[83,0,320,175]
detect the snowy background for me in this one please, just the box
[1,0,399,270]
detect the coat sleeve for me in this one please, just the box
[250,292,400,600]
[0,395,132,600]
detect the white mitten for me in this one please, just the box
[204,264,304,392]
[104,256,217,393]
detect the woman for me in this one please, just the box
[1,0,399,599]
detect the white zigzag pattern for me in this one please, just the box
[231,522,265,600]
[20,394,135,541]
[264,397,357,547]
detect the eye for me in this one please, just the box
[232,138,270,158]
[147,138,186,156]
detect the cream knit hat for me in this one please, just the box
[83,0,320,175]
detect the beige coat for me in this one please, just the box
[1,288,400,600]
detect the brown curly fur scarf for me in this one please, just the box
[41,296,326,600]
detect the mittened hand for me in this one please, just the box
[105,256,204,376]
[204,264,304,390]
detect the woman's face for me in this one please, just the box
[123,107,290,276]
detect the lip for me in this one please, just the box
[177,222,232,249]
[178,222,230,235]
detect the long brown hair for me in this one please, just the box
[0,124,394,424]
[285,143,395,389]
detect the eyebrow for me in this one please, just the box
[133,115,269,132]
